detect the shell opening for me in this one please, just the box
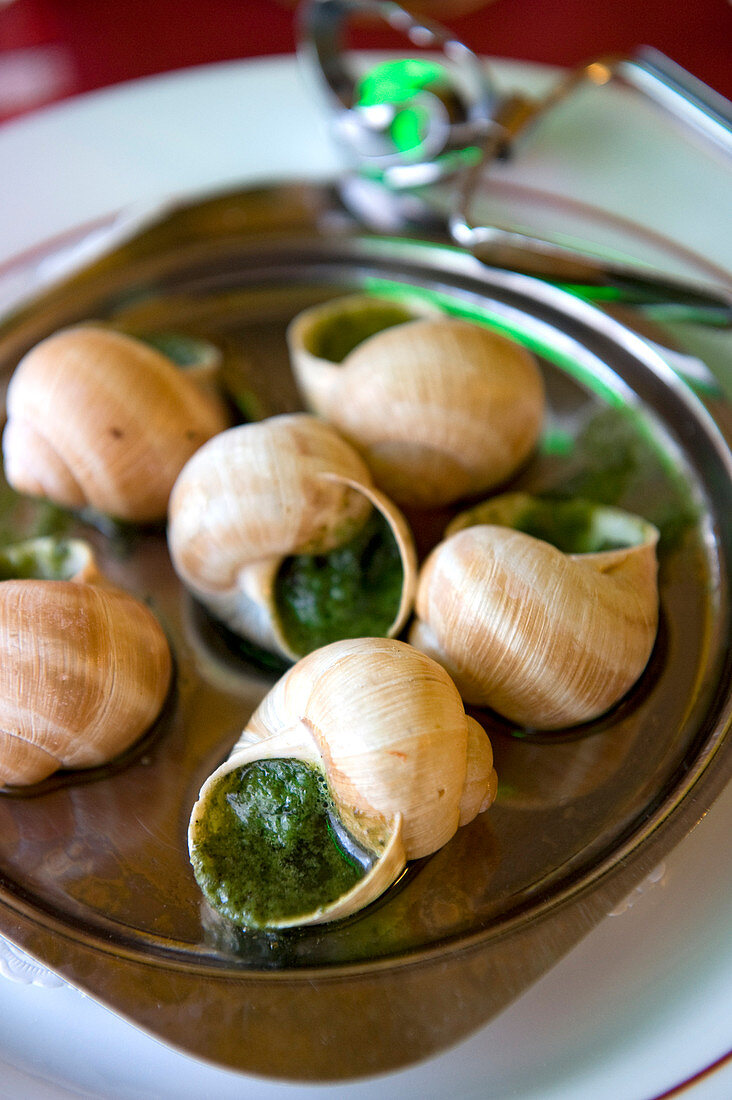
[448,493,658,556]
[413,494,660,729]
[189,757,393,930]
[0,537,97,583]
[272,505,406,658]
[295,298,419,364]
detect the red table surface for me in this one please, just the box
[1,0,731,125]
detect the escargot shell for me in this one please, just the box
[287,295,545,507]
[167,412,417,662]
[409,493,660,729]
[2,324,230,523]
[0,537,172,786]
[188,637,498,929]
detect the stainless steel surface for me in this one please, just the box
[616,47,732,156]
[300,3,732,322]
[449,202,732,323]
[356,168,732,321]
[298,0,500,184]
[337,157,732,324]
[0,182,730,1080]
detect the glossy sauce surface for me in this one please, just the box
[274,509,404,656]
[190,759,368,928]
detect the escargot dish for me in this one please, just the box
[286,294,545,508]
[2,324,229,523]
[409,492,660,729]
[167,412,417,662]
[188,637,498,929]
[0,536,172,786]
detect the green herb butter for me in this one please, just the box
[307,302,415,364]
[191,759,369,928]
[453,495,652,556]
[274,509,403,656]
[0,537,79,581]
[506,498,644,554]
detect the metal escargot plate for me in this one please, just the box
[0,182,730,1082]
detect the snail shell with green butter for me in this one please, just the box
[287,295,545,508]
[0,538,172,786]
[2,325,229,523]
[167,413,418,662]
[409,493,660,729]
[188,637,497,929]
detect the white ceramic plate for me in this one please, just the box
[0,55,730,1099]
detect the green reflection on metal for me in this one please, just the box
[354,58,483,173]
[363,275,624,406]
[556,284,624,302]
[358,58,450,106]
[360,276,700,552]
[356,59,451,154]
[539,427,575,457]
